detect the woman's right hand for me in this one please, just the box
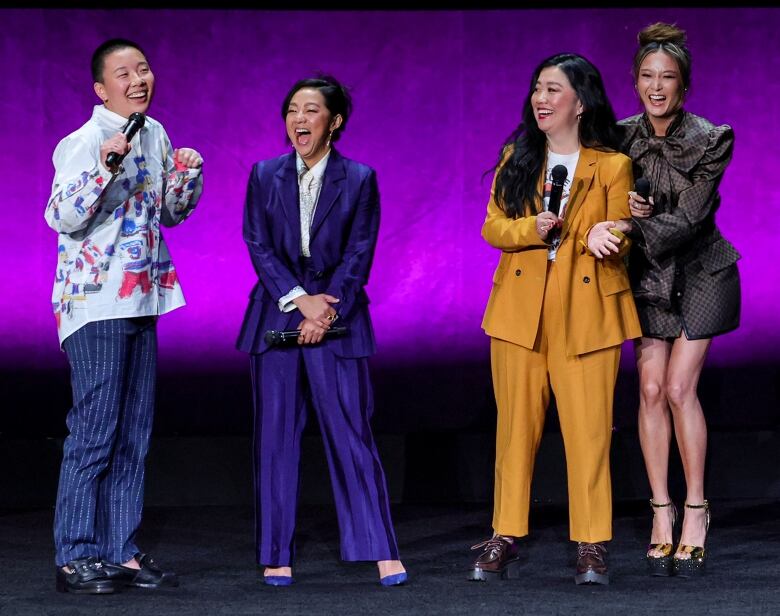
[99,132,131,171]
[297,318,328,345]
[536,212,561,240]
[628,191,653,218]
[292,293,339,328]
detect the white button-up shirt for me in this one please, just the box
[45,105,203,345]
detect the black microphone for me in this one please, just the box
[264,325,348,347]
[635,177,651,202]
[548,164,568,216]
[105,112,146,172]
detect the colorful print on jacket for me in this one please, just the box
[45,105,203,345]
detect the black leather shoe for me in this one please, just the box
[56,557,117,594]
[103,553,179,589]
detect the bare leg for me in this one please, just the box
[666,334,711,557]
[264,566,292,577]
[635,337,675,556]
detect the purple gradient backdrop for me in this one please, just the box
[4,8,777,372]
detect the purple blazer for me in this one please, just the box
[236,149,379,358]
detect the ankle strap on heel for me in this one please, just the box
[683,500,710,533]
[649,500,672,508]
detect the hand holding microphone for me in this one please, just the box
[539,164,568,241]
[265,324,348,347]
[102,112,145,173]
[628,177,653,218]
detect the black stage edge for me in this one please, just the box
[2,500,779,615]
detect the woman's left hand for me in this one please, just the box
[174,147,204,170]
[587,221,622,259]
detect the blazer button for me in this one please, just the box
[583,276,590,283]
[515,269,522,276]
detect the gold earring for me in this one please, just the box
[326,131,333,147]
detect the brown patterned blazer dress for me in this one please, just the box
[619,111,741,340]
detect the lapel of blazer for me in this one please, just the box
[560,146,597,240]
[274,152,302,247]
[310,149,346,241]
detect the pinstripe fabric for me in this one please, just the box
[54,316,157,566]
[250,345,399,567]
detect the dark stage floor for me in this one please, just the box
[2,499,779,615]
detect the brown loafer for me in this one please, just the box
[468,535,520,581]
[575,542,609,585]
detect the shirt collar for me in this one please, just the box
[296,149,331,182]
[91,104,150,133]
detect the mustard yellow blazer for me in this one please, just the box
[481,146,641,356]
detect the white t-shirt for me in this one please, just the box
[543,150,579,261]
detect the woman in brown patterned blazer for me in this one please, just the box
[611,23,741,578]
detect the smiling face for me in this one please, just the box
[531,66,583,148]
[636,50,684,134]
[285,88,342,167]
[93,46,154,119]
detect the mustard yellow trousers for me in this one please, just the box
[490,262,620,543]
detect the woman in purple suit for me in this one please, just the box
[236,75,406,587]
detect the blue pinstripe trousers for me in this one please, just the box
[54,317,157,567]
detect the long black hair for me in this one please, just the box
[493,53,624,218]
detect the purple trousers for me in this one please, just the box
[250,344,400,567]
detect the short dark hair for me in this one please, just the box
[280,75,353,142]
[91,38,147,83]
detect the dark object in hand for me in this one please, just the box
[264,325,348,347]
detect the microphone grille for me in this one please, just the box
[635,177,651,198]
[128,112,146,127]
[551,164,568,183]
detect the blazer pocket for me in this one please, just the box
[699,238,741,274]
[600,273,630,296]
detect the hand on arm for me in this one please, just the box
[292,293,340,329]
[587,221,623,259]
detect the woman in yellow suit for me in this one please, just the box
[469,53,641,586]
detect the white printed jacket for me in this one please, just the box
[45,105,203,345]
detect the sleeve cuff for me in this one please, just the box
[278,286,306,312]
